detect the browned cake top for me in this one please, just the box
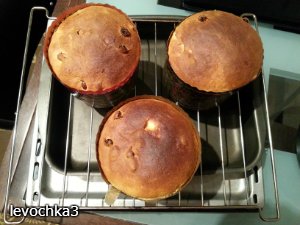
[44,4,141,94]
[97,96,201,200]
[168,10,263,93]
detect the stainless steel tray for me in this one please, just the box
[27,16,266,208]
[2,8,279,223]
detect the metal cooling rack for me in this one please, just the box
[3,7,280,224]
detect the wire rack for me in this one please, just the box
[3,7,280,224]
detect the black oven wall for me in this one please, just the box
[158,0,300,33]
[0,0,56,129]
[181,0,300,33]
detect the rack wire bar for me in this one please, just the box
[178,192,181,206]
[241,13,259,33]
[85,104,94,206]
[237,91,250,205]
[3,7,55,225]
[217,103,227,205]
[259,73,280,221]
[197,109,204,206]
[60,94,73,207]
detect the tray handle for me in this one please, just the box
[240,13,280,222]
[3,6,53,225]
[258,71,281,222]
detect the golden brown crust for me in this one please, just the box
[96,95,201,200]
[168,10,263,93]
[44,3,141,94]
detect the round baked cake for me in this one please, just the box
[97,96,201,200]
[167,10,263,93]
[44,3,141,106]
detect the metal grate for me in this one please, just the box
[3,7,280,224]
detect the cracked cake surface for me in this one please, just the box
[44,3,141,95]
[97,96,201,200]
[168,10,263,93]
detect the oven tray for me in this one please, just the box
[26,16,267,210]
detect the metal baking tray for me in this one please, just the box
[9,8,278,222]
